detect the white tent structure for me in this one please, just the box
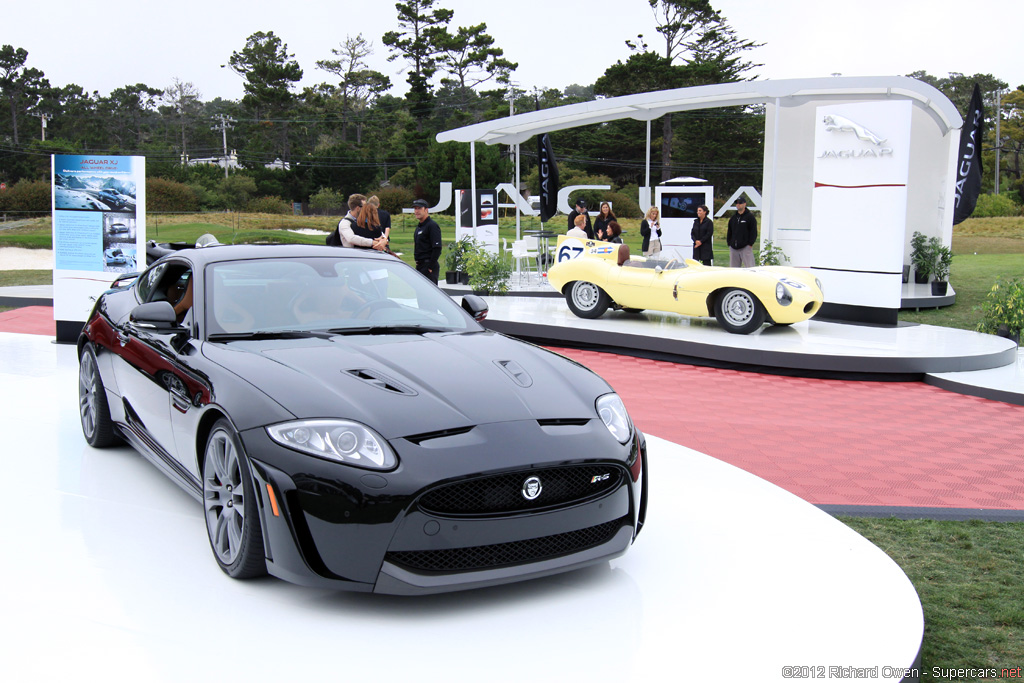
[437,76,964,324]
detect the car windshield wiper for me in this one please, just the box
[326,324,452,336]
[208,330,332,342]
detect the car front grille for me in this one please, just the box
[417,464,623,516]
[385,519,624,573]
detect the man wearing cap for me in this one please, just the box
[412,199,443,284]
[567,198,593,239]
[726,197,757,268]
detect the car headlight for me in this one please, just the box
[776,281,793,305]
[267,419,397,470]
[597,393,633,445]
[815,277,823,294]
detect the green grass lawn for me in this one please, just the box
[844,518,1024,679]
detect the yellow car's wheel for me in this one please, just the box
[714,288,766,334]
[566,281,611,319]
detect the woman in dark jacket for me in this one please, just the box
[593,202,616,241]
[640,206,662,257]
[691,204,714,266]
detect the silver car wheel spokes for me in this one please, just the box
[79,351,98,439]
[204,431,245,566]
[572,282,600,311]
[722,290,754,326]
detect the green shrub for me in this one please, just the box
[0,180,50,213]
[388,167,417,189]
[976,277,1024,336]
[216,174,257,210]
[245,196,291,214]
[147,177,200,212]
[757,240,789,266]
[972,193,1021,218]
[604,191,642,218]
[465,243,511,294]
[309,187,345,212]
[372,186,416,215]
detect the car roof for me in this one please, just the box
[156,243,395,269]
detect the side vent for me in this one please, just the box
[344,369,417,396]
[494,360,533,388]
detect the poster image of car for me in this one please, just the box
[103,246,137,272]
[104,214,135,240]
[53,155,138,213]
[660,192,704,219]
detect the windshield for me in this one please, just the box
[204,256,478,338]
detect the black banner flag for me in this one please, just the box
[953,84,984,225]
[538,133,559,223]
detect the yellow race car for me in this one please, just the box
[546,236,824,334]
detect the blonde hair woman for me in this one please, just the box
[640,206,662,257]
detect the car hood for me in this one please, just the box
[207,330,610,439]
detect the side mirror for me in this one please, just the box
[654,265,663,273]
[130,301,187,333]
[461,294,489,322]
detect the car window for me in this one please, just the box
[205,256,478,336]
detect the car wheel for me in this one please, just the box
[203,419,267,579]
[79,343,119,447]
[566,281,611,319]
[714,288,766,334]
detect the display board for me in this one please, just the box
[454,188,498,252]
[52,154,146,342]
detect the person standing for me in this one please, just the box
[691,204,714,266]
[339,194,386,251]
[412,199,443,284]
[726,197,757,268]
[640,206,662,257]
[567,198,593,239]
[593,202,616,241]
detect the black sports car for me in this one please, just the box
[78,244,647,594]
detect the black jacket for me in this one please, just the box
[727,210,757,249]
[568,210,593,239]
[414,217,442,263]
[640,219,661,252]
[593,215,615,241]
[691,217,714,261]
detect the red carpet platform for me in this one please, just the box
[551,347,1024,514]
[0,306,54,336]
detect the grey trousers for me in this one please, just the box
[730,246,754,268]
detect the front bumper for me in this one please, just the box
[241,420,646,594]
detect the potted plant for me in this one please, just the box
[910,231,930,284]
[465,246,512,295]
[444,237,475,285]
[976,277,1024,345]
[929,239,953,296]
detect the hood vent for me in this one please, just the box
[538,418,590,427]
[494,360,533,388]
[344,369,417,396]
[405,426,474,445]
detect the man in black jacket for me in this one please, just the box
[726,197,757,267]
[412,199,443,284]
[567,198,593,239]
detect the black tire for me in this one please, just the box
[565,281,611,319]
[78,343,119,447]
[203,419,267,579]
[714,288,766,334]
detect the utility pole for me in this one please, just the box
[211,115,236,178]
[995,89,1002,194]
[31,112,51,141]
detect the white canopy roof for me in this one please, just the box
[436,76,962,146]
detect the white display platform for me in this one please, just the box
[0,333,922,682]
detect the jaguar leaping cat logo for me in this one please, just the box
[823,115,886,146]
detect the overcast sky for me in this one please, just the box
[6,0,1021,103]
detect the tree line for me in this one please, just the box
[1,0,1021,215]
